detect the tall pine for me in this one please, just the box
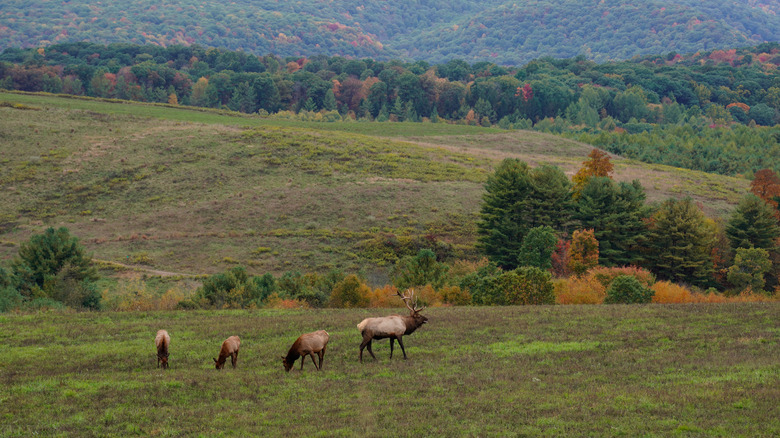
[575,177,649,266]
[645,198,715,287]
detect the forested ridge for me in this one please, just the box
[0,0,778,65]
[2,41,779,176]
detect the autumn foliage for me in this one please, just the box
[750,169,780,218]
[567,229,599,275]
[572,149,614,198]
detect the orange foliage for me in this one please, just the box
[725,102,750,112]
[652,281,778,303]
[265,293,310,309]
[553,277,606,304]
[568,229,599,275]
[366,284,399,308]
[448,257,491,279]
[587,266,655,288]
[572,149,614,197]
[750,169,780,217]
[439,285,471,305]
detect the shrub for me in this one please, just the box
[439,285,471,305]
[496,267,555,305]
[460,261,502,305]
[366,284,398,308]
[604,275,655,304]
[651,281,695,303]
[414,284,444,307]
[265,293,310,309]
[0,286,23,312]
[588,266,655,289]
[10,227,100,308]
[197,266,272,308]
[329,274,371,308]
[553,276,606,304]
[392,249,449,290]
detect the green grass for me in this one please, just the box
[0,91,749,280]
[1,304,777,436]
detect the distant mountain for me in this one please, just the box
[1,0,778,65]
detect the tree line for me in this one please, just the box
[2,154,778,312]
[2,42,779,175]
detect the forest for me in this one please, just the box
[1,0,778,65]
[1,41,779,176]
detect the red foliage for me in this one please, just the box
[551,239,572,277]
[514,83,533,101]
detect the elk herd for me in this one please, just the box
[155,290,427,372]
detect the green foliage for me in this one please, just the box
[329,274,370,308]
[645,198,715,288]
[575,178,649,266]
[277,271,329,308]
[494,267,555,305]
[0,286,23,312]
[198,266,272,308]
[726,195,780,252]
[459,261,502,305]
[727,247,772,292]
[392,249,449,290]
[518,226,558,270]
[604,275,655,304]
[478,159,572,270]
[10,227,100,309]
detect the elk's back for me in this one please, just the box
[358,316,407,337]
[155,330,170,349]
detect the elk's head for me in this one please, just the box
[398,289,428,325]
[158,353,169,369]
[281,356,293,372]
[213,357,225,370]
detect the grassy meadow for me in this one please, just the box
[1,304,778,436]
[0,91,749,283]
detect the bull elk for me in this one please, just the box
[155,329,170,369]
[357,289,428,362]
[213,335,240,370]
[282,330,329,372]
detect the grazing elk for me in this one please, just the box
[282,330,330,372]
[155,329,170,369]
[357,289,428,362]
[213,335,241,370]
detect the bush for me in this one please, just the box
[588,266,655,289]
[553,276,606,304]
[496,267,555,305]
[329,274,370,308]
[198,266,271,308]
[0,286,23,312]
[391,249,449,289]
[10,227,100,309]
[460,261,502,305]
[604,275,655,304]
[439,285,471,305]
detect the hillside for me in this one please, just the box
[1,0,778,65]
[0,92,749,280]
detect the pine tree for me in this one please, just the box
[575,177,649,266]
[477,159,533,269]
[645,198,715,287]
[726,194,780,252]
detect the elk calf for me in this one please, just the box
[357,289,428,362]
[155,329,170,369]
[213,335,240,370]
[282,330,329,372]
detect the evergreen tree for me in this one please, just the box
[727,247,772,292]
[376,103,390,122]
[477,159,533,269]
[526,165,574,233]
[391,97,405,121]
[323,89,337,111]
[575,177,649,266]
[645,198,715,287]
[227,81,257,113]
[518,226,558,270]
[726,195,780,252]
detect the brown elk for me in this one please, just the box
[213,335,240,370]
[282,330,329,372]
[357,289,428,362]
[155,329,170,369]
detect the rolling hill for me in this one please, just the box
[1,0,778,65]
[0,92,749,281]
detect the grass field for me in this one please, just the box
[1,304,777,436]
[0,91,750,293]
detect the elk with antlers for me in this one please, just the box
[356,289,428,362]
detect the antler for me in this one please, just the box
[397,288,425,313]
